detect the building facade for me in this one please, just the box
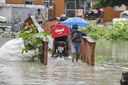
[54,0,91,17]
[4,0,128,22]
[5,0,91,18]
[103,6,128,22]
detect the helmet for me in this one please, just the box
[59,14,67,21]
[60,16,67,21]
[72,24,78,29]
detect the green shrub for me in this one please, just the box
[82,21,128,40]
[18,23,50,61]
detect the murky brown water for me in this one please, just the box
[0,38,127,85]
[96,40,128,66]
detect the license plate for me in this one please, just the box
[58,46,64,51]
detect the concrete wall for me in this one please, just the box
[6,0,43,5]
[103,6,128,22]
[6,0,66,18]
[44,19,59,32]
[0,6,48,23]
[0,7,12,22]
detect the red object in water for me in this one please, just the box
[51,23,70,38]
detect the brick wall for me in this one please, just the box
[103,6,128,22]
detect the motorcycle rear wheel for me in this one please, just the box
[59,52,63,58]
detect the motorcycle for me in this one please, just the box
[55,41,69,58]
[51,23,70,58]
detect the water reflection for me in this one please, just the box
[96,40,128,65]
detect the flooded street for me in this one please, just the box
[0,37,12,47]
[0,38,127,85]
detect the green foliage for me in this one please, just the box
[92,0,128,9]
[108,21,128,40]
[82,21,128,40]
[92,0,109,9]
[18,24,37,39]
[18,23,50,60]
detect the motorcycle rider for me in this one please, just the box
[51,15,69,57]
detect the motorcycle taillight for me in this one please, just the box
[58,42,64,45]
[57,41,66,46]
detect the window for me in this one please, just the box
[66,10,75,17]
[67,2,75,9]
[44,0,54,8]
[65,1,76,17]
[25,0,34,5]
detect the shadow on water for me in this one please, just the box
[0,38,128,85]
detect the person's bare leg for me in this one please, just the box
[72,53,76,63]
[51,46,55,57]
[76,53,80,62]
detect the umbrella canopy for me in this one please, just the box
[51,23,70,38]
[62,17,90,29]
[0,16,7,22]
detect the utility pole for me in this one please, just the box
[49,0,52,20]
[84,2,86,14]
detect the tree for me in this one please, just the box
[92,0,128,9]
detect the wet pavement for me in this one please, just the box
[0,38,127,85]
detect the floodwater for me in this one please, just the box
[0,38,12,47]
[0,38,128,85]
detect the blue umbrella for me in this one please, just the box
[62,17,90,29]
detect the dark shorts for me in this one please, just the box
[71,42,80,54]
